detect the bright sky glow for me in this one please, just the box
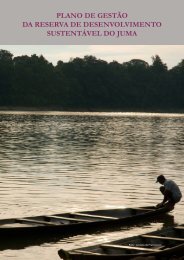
[0,45,183,69]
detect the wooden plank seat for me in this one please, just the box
[101,244,160,252]
[45,215,90,223]
[141,234,184,242]
[131,208,154,215]
[73,250,102,255]
[174,226,184,231]
[132,207,154,211]
[16,218,58,226]
[70,213,118,220]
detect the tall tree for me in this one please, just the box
[0,50,14,105]
[169,60,184,109]
[148,55,169,109]
[151,55,167,73]
[13,54,55,106]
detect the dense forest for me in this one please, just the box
[0,49,184,111]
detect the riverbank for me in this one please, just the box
[0,106,184,114]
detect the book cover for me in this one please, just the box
[0,0,183,259]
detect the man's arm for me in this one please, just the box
[156,189,170,208]
[161,189,170,204]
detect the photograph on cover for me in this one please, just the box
[0,44,183,260]
[0,45,184,111]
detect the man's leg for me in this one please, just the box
[160,187,175,210]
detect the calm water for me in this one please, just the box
[0,111,184,259]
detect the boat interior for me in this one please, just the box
[68,226,184,255]
[0,207,155,227]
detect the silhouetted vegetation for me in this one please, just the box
[0,49,184,111]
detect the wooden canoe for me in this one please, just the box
[58,225,184,259]
[0,206,169,239]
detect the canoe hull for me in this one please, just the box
[59,244,184,259]
[58,225,184,259]
[0,206,169,240]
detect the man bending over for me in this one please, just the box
[156,175,182,210]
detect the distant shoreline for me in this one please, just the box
[0,106,184,114]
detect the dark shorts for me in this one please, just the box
[160,186,181,204]
[173,196,181,203]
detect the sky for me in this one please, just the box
[0,45,183,69]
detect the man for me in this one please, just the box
[156,175,182,210]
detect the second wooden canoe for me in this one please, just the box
[58,224,184,259]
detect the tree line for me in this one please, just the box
[0,49,183,111]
